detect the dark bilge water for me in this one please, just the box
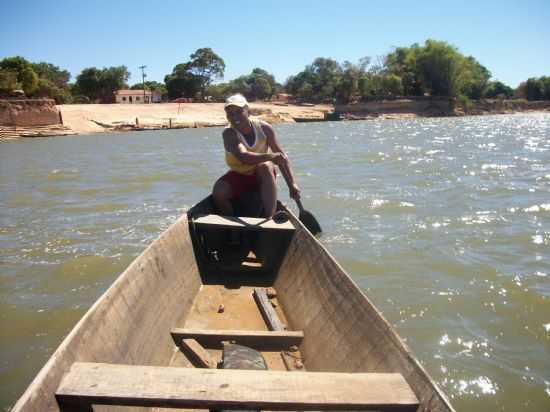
[1,113,549,411]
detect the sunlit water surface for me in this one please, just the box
[1,113,549,411]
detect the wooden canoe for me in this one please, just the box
[12,196,455,412]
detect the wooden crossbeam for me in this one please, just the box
[253,288,285,331]
[193,214,295,231]
[56,362,419,411]
[171,328,303,350]
[181,338,215,368]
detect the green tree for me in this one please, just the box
[285,57,342,102]
[186,48,225,99]
[543,77,550,99]
[358,74,388,98]
[34,78,72,103]
[228,75,252,97]
[0,56,39,95]
[0,58,73,102]
[309,57,342,101]
[226,68,277,101]
[358,75,373,98]
[164,48,225,100]
[164,63,203,99]
[0,70,18,95]
[205,82,230,101]
[415,40,463,96]
[31,62,70,88]
[458,57,491,99]
[385,45,424,95]
[70,82,90,103]
[485,81,514,98]
[19,67,39,95]
[74,67,103,102]
[515,81,527,99]
[100,66,130,102]
[249,68,276,100]
[296,80,314,101]
[385,40,491,98]
[31,62,72,103]
[74,66,129,103]
[526,78,543,100]
[524,76,550,100]
[381,74,404,96]
[334,59,369,103]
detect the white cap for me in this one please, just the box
[224,94,248,108]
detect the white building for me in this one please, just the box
[115,89,161,104]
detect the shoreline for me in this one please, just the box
[1,101,549,139]
[57,102,333,135]
[58,102,550,136]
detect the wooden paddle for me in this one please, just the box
[275,153,322,236]
[295,199,322,236]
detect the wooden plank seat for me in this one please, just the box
[193,214,295,232]
[192,214,296,277]
[55,362,420,411]
[171,328,304,350]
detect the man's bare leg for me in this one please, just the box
[257,162,277,218]
[212,179,234,215]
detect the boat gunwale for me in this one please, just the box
[11,213,198,412]
[12,201,455,412]
[278,203,455,412]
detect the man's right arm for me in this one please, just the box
[223,128,282,165]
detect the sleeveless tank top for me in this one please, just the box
[225,120,269,175]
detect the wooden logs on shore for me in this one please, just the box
[0,124,76,139]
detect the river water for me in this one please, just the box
[1,113,549,411]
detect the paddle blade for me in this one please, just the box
[299,209,322,236]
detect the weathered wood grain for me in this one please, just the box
[171,328,303,350]
[253,288,285,331]
[12,214,202,412]
[12,197,455,412]
[276,204,455,412]
[56,362,419,411]
[180,339,215,368]
[194,214,295,231]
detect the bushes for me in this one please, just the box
[457,95,472,111]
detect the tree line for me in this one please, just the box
[1,41,549,104]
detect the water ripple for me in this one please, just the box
[1,114,550,411]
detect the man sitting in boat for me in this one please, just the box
[212,94,301,218]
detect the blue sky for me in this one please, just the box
[2,0,549,88]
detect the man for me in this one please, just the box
[212,94,300,218]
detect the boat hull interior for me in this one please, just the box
[12,196,454,412]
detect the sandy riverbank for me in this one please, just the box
[4,99,547,139]
[57,102,333,134]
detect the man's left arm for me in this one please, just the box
[262,123,301,200]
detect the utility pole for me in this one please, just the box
[139,65,147,103]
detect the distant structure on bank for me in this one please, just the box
[271,93,291,104]
[115,90,161,104]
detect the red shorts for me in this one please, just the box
[220,169,276,200]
